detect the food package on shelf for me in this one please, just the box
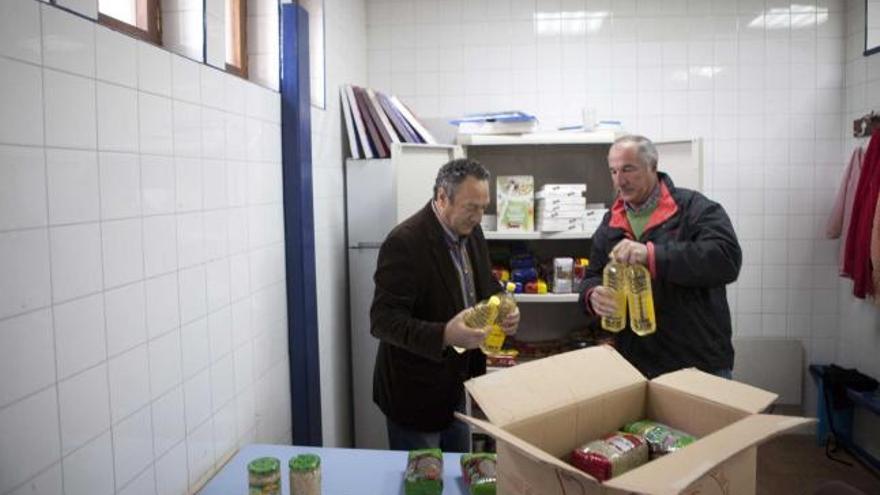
[497,176,534,232]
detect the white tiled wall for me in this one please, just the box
[838,0,880,381]
[311,0,369,447]
[367,0,853,413]
[0,1,288,494]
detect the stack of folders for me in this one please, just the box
[451,111,538,135]
[340,84,437,159]
[536,184,587,232]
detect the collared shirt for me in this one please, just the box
[431,201,477,307]
[624,182,661,215]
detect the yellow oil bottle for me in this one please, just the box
[601,262,627,332]
[463,295,501,329]
[626,264,656,336]
[482,283,517,355]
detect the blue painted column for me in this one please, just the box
[280,3,322,446]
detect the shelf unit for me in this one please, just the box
[513,293,579,303]
[483,230,593,240]
[456,130,622,146]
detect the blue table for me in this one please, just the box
[198,444,471,495]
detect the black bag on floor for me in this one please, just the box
[824,364,879,409]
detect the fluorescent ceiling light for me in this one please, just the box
[748,4,829,30]
[535,11,609,36]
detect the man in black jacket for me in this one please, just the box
[371,158,520,451]
[580,135,742,378]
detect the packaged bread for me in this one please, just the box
[570,432,648,481]
[622,420,696,458]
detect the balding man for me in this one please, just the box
[579,135,742,378]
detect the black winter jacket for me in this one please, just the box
[578,173,742,378]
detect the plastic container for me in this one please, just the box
[553,257,574,293]
[463,295,501,330]
[482,283,517,355]
[626,265,656,336]
[248,457,281,495]
[289,453,321,495]
[600,262,627,332]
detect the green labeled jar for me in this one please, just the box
[289,453,321,495]
[248,457,281,495]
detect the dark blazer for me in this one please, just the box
[370,202,498,432]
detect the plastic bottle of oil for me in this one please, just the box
[463,295,501,330]
[481,282,517,354]
[452,295,502,354]
[626,264,656,336]
[601,262,627,332]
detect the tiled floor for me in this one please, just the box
[758,435,880,495]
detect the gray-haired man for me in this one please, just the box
[580,135,742,379]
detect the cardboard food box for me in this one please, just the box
[458,346,813,495]
[497,176,535,232]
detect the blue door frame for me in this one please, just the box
[280,3,322,446]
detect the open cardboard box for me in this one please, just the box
[457,345,814,495]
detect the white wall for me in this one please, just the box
[311,0,369,447]
[0,1,288,494]
[367,0,851,415]
[838,0,880,380]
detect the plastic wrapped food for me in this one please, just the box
[404,449,443,495]
[460,453,497,495]
[485,349,518,368]
[622,420,696,458]
[570,432,648,481]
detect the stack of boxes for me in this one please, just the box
[536,184,587,232]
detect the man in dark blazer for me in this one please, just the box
[370,158,520,452]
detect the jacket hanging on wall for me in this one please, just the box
[827,145,864,275]
[844,128,880,298]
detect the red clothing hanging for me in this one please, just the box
[826,146,864,275]
[844,128,880,298]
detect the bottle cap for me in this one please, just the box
[289,453,321,472]
[248,457,280,475]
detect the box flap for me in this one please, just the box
[464,346,645,427]
[604,414,814,494]
[455,413,595,483]
[651,368,777,414]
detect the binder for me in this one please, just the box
[345,85,374,159]
[353,86,388,158]
[390,95,437,145]
[340,86,361,158]
[377,91,419,143]
[367,88,400,144]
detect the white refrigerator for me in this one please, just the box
[346,144,463,449]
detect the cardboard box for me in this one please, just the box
[537,217,585,232]
[497,176,535,232]
[458,346,813,495]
